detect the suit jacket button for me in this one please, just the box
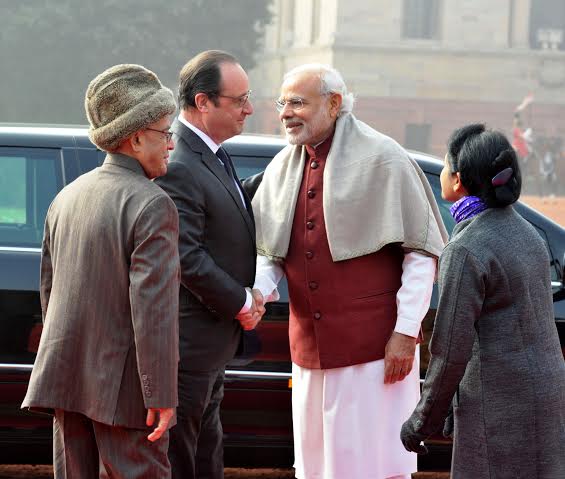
[306,221,314,230]
[307,189,316,198]
[310,161,319,169]
[306,251,314,259]
[309,281,318,290]
[313,312,321,320]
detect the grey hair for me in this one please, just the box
[283,63,355,114]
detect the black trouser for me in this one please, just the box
[53,409,170,479]
[168,368,225,479]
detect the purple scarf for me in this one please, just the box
[450,196,488,224]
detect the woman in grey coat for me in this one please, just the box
[400,124,565,478]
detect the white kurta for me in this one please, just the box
[254,252,436,479]
[292,350,420,479]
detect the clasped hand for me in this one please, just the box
[236,288,266,330]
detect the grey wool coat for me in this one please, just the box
[22,154,180,429]
[408,207,565,478]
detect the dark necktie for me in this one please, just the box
[217,146,248,209]
[217,146,235,180]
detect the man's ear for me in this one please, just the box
[329,93,342,118]
[130,132,143,153]
[194,93,209,112]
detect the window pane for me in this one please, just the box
[403,0,439,39]
[232,155,271,180]
[0,157,26,224]
[0,148,61,247]
[529,0,565,50]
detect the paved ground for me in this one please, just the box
[0,466,450,478]
[521,195,565,227]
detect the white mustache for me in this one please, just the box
[283,119,304,128]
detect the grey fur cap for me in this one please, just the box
[85,64,176,151]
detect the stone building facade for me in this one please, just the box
[248,0,565,168]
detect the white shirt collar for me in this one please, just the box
[178,114,247,207]
[178,114,220,154]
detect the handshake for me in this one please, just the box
[236,288,266,331]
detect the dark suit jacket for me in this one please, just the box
[22,154,180,429]
[155,120,257,371]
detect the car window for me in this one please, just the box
[77,148,103,174]
[424,171,456,235]
[529,222,560,284]
[96,149,107,166]
[232,155,270,179]
[0,148,61,248]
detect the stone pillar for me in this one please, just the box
[510,0,531,48]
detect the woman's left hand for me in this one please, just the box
[400,418,429,454]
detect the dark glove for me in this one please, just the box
[442,404,454,438]
[400,418,429,455]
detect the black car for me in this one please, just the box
[0,125,564,470]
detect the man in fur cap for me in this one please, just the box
[22,64,180,478]
[251,64,448,479]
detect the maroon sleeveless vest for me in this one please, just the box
[284,133,406,369]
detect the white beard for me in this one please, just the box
[284,107,331,145]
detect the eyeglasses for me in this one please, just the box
[275,97,306,113]
[216,90,252,108]
[275,93,331,112]
[145,127,173,142]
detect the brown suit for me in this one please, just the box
[22,153,180,477]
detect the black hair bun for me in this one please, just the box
[492,149,516,170]
[492,149,519,205]
[494,181,518,204]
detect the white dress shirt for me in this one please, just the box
[177,115,246,207]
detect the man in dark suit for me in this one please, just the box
[155,50,264,479]
[22,64,181,478]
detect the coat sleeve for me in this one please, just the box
[129,194,180,409]
[155,160,247,320]
[408,242,486,436]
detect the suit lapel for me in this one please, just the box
[172,120,256,243]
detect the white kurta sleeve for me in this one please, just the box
[394,251,437,338]
[253,254,284,303]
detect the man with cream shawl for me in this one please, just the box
[251,64,447,479]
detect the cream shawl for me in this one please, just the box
[252,113,448,262]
